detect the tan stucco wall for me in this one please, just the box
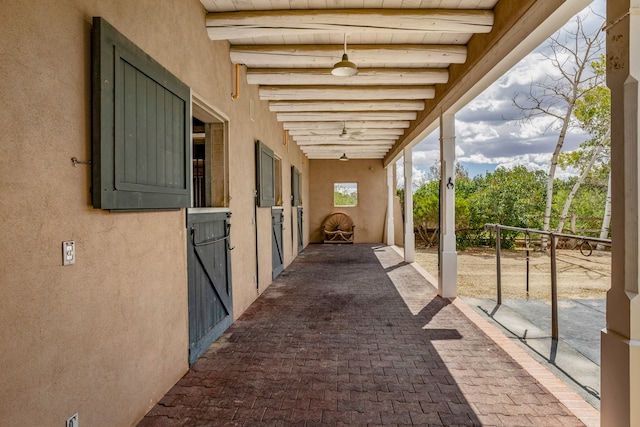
[308,159,387,243]
[0,1,307,425]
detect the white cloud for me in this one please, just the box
[498,53,562,88]
[412,149,440,168]
[457,121,501,143]
[394,161,431,189]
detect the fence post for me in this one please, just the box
[550,232,558,340]
[525,231,530,296]
[496,226,502,305]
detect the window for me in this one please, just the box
[91,17,191,210]
[334,183,358,207]
[291,166,301,207]
[256,141,275,207]
[192,118,206,207]
[192,98,230,208]
[274,157,283,206]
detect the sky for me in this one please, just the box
[406,0,606,183]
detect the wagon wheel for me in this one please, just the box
[322,212,352,232]
[322,212,355,242]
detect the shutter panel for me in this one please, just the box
[291,166,301,207]
[92,17,191,210]
[256,141,275,207]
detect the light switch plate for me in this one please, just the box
[62,241,75,265]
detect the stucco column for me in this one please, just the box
[404,148,415,262]
[601,2,640,426]
[439,113,457,298]
[386,165,395,246]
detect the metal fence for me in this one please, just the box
[483,223,611,340]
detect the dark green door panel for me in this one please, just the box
[272,210,284,279]
[92,17,190,210]
[297,208,304,254]
[256,141,275,207]
[187,211,233,364]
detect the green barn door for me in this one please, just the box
[291,166,303,254]
[187,211,233,364]
[272,209,284,279]
[297,208,304,253]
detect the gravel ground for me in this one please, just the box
[414,247,611,299]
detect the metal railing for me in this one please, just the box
[483,223,611,340]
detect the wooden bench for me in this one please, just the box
[322,212,355,243]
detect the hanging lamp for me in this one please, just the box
[339,153,349,161]
[331,34,358,77]
[339,122,349,139]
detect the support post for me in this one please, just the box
[601,2,640,425]
[496,226,502,305]
[403,148,415,263]
[386,166,395,246]
[439,112,457,298]
[550,233,558,340]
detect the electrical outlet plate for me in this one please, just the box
[66,413,78,427]
[62,241,75,265]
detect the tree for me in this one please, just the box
[412,163,471,247]
[413,180,440,246]
[333,184,357,206]
[512,9,604,247]
[557,56,611,239]
[466,166,547,230]
[598,173,611,249]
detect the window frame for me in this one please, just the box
[192,94,230,209]
[256,140,275,208]
[333,182,358,207]
[291,166,302,207]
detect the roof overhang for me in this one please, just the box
[200,0,592,164]
[384,0,593,166]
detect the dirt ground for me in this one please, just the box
[414,247,611,300]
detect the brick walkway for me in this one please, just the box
[139,244,594,426]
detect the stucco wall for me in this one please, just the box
[0,1,308,425]
[308,159,387,243]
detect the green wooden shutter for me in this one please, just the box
[92,17,191,210]
[291,166,301,207]
[256,141,275,207]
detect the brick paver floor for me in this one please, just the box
[138,244,591,426]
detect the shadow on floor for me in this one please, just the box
[462,296,602,409]
[139,244,587,426]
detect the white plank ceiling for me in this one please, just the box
[201,0,499,160]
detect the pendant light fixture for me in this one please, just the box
[339,122,349,139]
[339,153,349,161]
[331,34,358,77]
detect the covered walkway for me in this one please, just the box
[139,244,598,426]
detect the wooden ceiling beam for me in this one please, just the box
[260,85,434,100]
[290,129,405,137]
[294,139,396,145]
[270,100,424,112]
[247,68,448,86]
[384,0,590,165]
[277,111,417,122]
[306,153,385,159]
[283,121,410,129]
[230,44,467,68]
[206,9,494,40]
[301,147,390,154]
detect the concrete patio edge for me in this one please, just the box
[391,245,601,427]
